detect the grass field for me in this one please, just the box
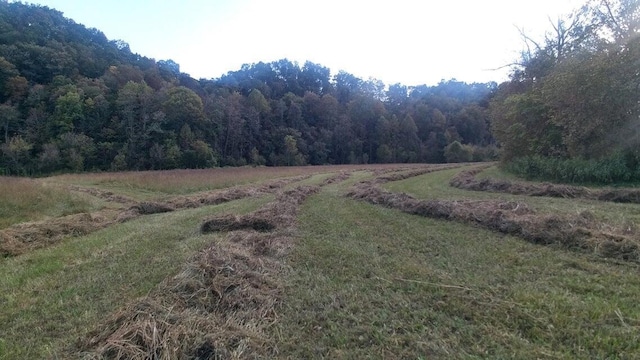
[1,164,639,359]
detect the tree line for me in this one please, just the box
[0,1,496,175]
[490,0,640,183]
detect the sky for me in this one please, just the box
[24,0,585,86]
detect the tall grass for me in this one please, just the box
[0,177,95,229]
[504,152,640,185]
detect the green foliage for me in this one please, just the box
[444,141,473,163]
[0,1,496,175]
[505,151,640,184]
[491,0,640,174]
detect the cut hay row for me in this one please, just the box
[322,171,352,185]
[374,164,463,183]
[78,185,320,359]
[346,182,640,263]
[0,210,119,257]
[68,185,137,205]
[451,166,640,204]
[0,176,311,257]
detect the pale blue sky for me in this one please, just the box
[24,0,584,85]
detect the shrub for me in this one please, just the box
[504,151,640,185]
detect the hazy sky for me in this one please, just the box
[25,0,584,86]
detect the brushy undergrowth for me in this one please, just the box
[504,152,640,185]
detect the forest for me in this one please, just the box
[0,0,638,183]
[491,0,639,183]
[0,1,496,175]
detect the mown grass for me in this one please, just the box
[0,176,98,229]
[47,164,423,199]
[4,164,640,358]
[0,195,272,359]
[274,183,640,358]
[385,166,640,230]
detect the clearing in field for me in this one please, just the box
[1,164,639,359]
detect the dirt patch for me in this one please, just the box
[347,182,640,263]
[78,185,320,359]
[451,167,640,204]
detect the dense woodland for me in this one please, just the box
[491,0,640,182]
[1,0,638,182]
[0,1,496,175]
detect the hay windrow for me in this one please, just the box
[1,177,314,258]
[347,182,640,263]
[68,185,137,205]
[201,214,275,233]
[322,171,351,185]
[167,175,310,209]
[78,185,320,359]
[0,211,120,257]
[375,164,463,184]
[130,202,176,215]
[451,167,640,204]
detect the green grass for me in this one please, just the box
[0,194,272,359]
[0,177,99,229]
[273,183,640,359]
[385,166,640,230]
[3,165,640,358]
[476,165,525,182]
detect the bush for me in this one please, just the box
[504,151,640,185]
[444,141,473,163]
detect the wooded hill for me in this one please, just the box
[0,1,496,175]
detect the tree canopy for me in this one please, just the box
[0,1,498,175]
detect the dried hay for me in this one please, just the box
[1,177,316,258]
[347,182,640,263]
[167,176,307,210]
[322,171,351,185]
[68,185,136,205]
[0,212,117,257]
[201,215,275,233]
[375,164,462,184]
[451,167,640,204]
[131,202,176,215]
[78,185,321,359]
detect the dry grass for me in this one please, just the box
[68,185,137,205]
[322,171,352,185]
[451,166,640,203]
[50,164,434,197]
[0,176,96,229]
[347,181,640,262]
[0,210,120,257]
[1,176,314,258]
[78,185,320,359]
[374,164,463,183]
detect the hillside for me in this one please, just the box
[0,2,496,176]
